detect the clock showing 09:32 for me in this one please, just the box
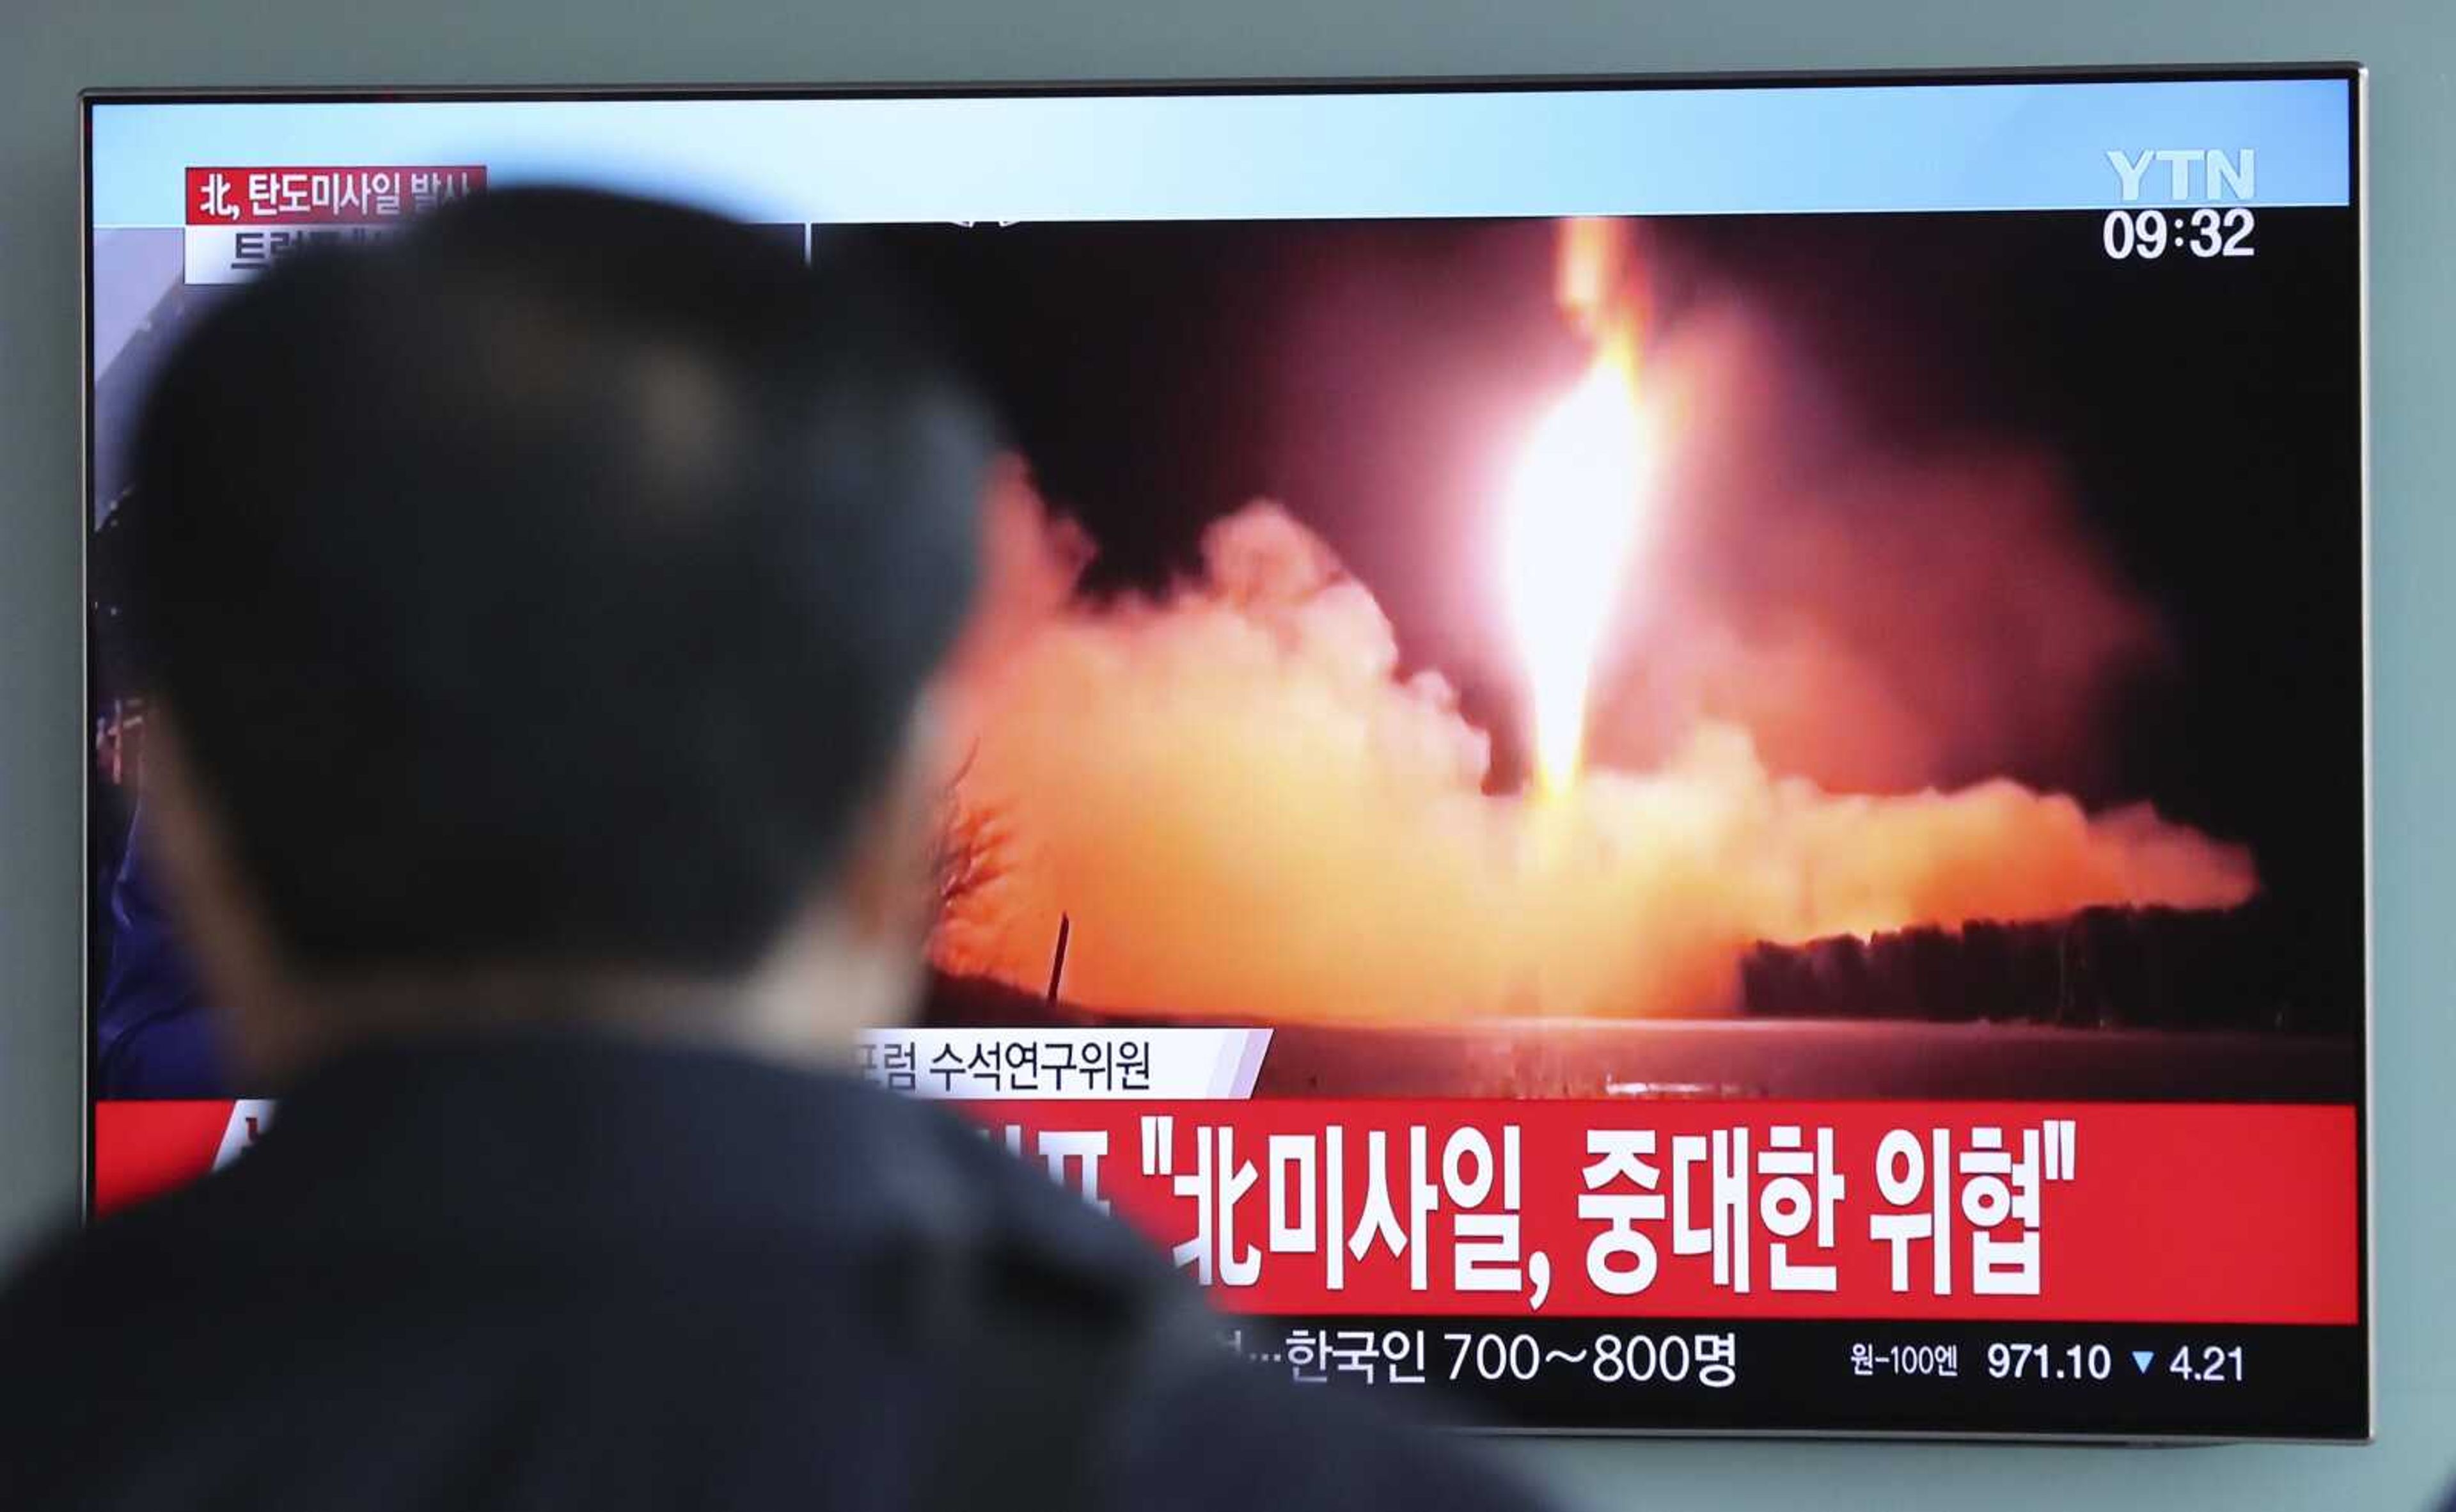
[2102,207,2256,260]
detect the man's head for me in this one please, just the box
[128,189,998,1079]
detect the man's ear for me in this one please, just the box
[139,717,317,1082]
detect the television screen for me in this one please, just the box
[84,70,2369,1441]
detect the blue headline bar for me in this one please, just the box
[90,78,2353,228]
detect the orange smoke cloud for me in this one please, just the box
[930,469,2255,1025]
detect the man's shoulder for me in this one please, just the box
[1110,1349,1552,1512]
[0,1176,227,1338]
[0,1046,1554,1512]
[839,1094,1554,1511]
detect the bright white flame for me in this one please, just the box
[1500,348,1653,791]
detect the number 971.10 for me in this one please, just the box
[1987,1341,2114,1380]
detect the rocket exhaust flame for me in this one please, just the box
[1500,341,1649,792]
[1554,215,1636,341]
[1503,219,1651,791]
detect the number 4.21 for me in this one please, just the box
[2171,1344,2246,1382]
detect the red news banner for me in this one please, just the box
[97,1098,2356,1326]
[974,1101,2358,1325]
[185,166,485,224]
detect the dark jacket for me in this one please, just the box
[0,1033,1547,1511]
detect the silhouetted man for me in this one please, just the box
[0,190,1548,1512]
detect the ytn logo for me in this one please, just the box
[2106,148,2256,202]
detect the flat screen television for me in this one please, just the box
[83,68,2370,1441]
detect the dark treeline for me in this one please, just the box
[1738,901,2354,1035]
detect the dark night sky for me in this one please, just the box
[873,209,2364,989]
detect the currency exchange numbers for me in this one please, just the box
[2171,1344,2247,1383]
[1981,1339,2248,1383]
[1985,1342,2114,1381]
[2102,207,2255,260]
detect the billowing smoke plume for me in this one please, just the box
[930,461,2255,1025]
[1588,301,2164,795]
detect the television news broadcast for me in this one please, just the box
[84,72,2369,1442]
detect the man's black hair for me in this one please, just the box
[129,188,998,977]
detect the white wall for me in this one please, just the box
[4,1,2450,1504]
